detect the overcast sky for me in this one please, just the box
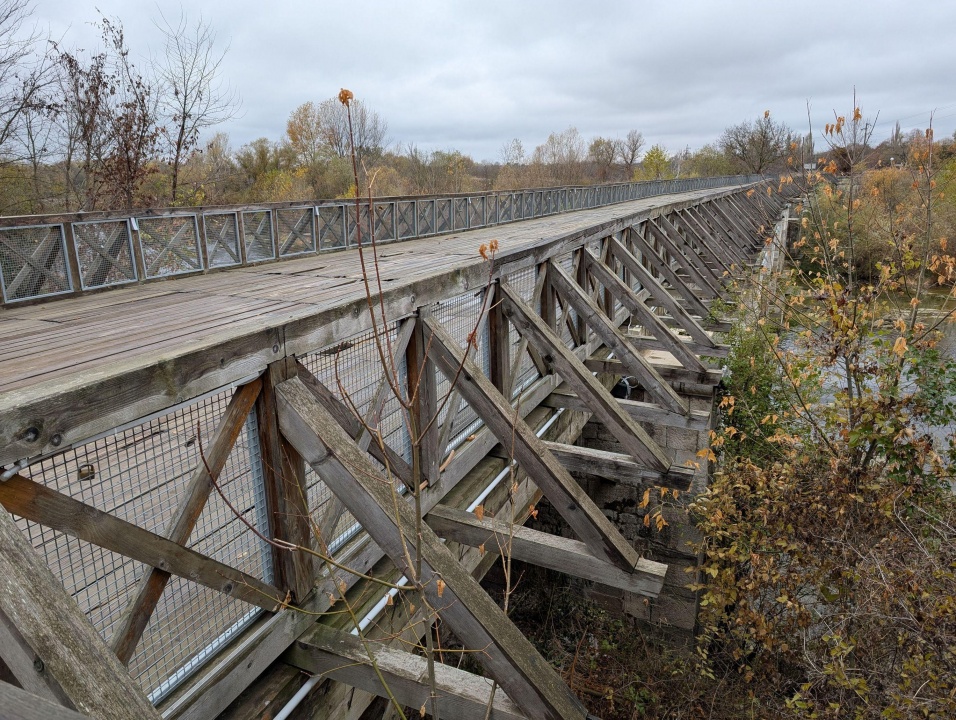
[29,0,956,162]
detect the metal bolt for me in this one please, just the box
[23,427,39,443]
[272,343,279,353]
[51,433,62,446]
[33,658,44,673]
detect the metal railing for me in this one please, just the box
[0,175,761,307]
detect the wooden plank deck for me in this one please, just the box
[0,185,743,468]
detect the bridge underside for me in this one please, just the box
[0,181,793,720]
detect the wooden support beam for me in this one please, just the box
[626,227,712,319]
[496,282,671,471]
[488,281,512,397]
[0,507,162,719]
[406,317,441,486]
[668,212,734,277]
[293,362,415,488]
[582,251,708,375]
[427,504,667,597]
[649,217,722,297]
[583,356,722,387]
[624,331,730,359]
[422,314,644,571]
[540,441,694,490]
[547,260,688,415]
[0,607,71,706]
[257,357,314,604]
[0,473,282,613]
[286,624,528,720]
[0,681,94,720]
[608,235,715,347]
[109,378,263,664]
[542,387,710,431]
[274,376,590,720]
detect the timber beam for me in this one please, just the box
[274,374,590,720]
[426,503,667,597]
[541,387,711,431]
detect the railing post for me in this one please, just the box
[406,316,440,485]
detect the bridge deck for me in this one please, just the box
[0,186,735,467]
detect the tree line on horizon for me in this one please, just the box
[1,2,953,217]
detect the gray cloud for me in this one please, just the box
[34,0,956,162]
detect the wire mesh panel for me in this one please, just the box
[317,205,346,250]
[433,290,491,455]
[299,322,408,550]
[277,207,315,256]
[521,192,534,219]
[396,200,416,239]
[203,212,241,268]
[373,202,396,242]
[137,215,202,278]
[506,267,542,398]
[72,219,136,290]
[0,224,71,302]
[241,210,276,262]
[554,251,578,349]
[13,385,272,700]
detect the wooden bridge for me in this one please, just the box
[0,175,793,720]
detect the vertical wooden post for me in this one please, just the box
[574,247,588,343]
[405,314,440,486]
[540,262,556,333]
[487,281,512,398]
[257,356,314,603]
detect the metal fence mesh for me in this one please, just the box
[506,267,541,398]
[0,224,71,301]
[300,322,407,549]
[138,216,202,278]
[14,385,271,699]
[72,220,136,289]
[204,213,242,268]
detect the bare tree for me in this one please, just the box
[618,129,644,179]
[0,0,50,161]
[532,126,585,186]
[588,136,618,182]
[718,111,793,174]
[154,10,240,204]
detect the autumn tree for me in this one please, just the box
[635,143,672,180]
[532,126,585,186]
[588,136,618,182]
[618,129,645,179]
[719,110,793,173]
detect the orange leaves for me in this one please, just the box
[473,504,484,521]
[528,504,538,520]
[478,238,499,260]
[338,88,353,106]
[436,578,446,598]
[893,335,907,357]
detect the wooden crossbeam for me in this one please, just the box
[0,473,282,613]
[582,251,709,375]
[583,356,723,388]
[0,606,71,706]
[286,624,528,720]
[540,441,695,490]
[0,508,161,719]
[609,235,715,347]
[423,314,645,571]
[624,331,730,359]
[547,260,688,415]
[541,387,710,431]
[495,283,671,471]
[668,211,734,277]
[626,227,712,318]
[0,681,92,720]
[647,218,721,297]
[110,377,263,664]
[427,504,667,597]
[274,375,590,720]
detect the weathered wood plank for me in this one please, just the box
[0,507,162,719]
[427,503,667,597]
[0,681,93,720]
[541,387,711,431]
[286,624,528,720]
[274,375,589,720]
[539,441,695,490]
